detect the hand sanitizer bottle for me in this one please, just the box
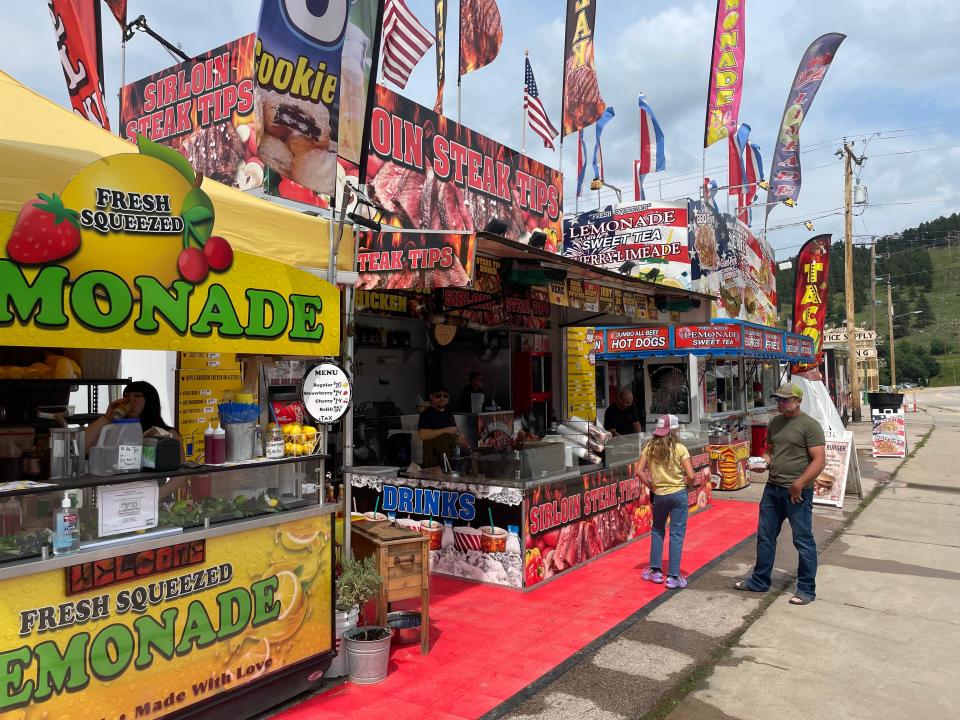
[52,492,80,555]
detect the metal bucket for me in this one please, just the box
[326,605,359,678]
[343,626,393,684]
[223,422,255,462]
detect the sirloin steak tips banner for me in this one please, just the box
[563,201,692,289]
[255,0,350,195]
[364,85,563,286]
[120,36,257,189]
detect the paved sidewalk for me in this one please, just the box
[492,413,930,720]
[663,405,959,720]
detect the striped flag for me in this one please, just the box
[636,94,665,174]
[524,57,558,150]
[743,142,765,225]
[728,123,751,196]
[633,161,645,201]
[576,129,587,197]
[592,106,615,182]
[703,177,719,214]
[381,0,435,89]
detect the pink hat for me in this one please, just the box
[652,414,679,437]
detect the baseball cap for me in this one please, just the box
[772,382,804,400]
[652,414,679,437]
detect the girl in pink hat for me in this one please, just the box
[637,414,696,589]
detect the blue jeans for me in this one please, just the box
[748,483,817,599]
[650,489,688,577]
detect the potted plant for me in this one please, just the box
[339,554,392,684]
[327,561,362,679]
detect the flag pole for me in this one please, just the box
[521,50,528,155]
[457,3,462,124]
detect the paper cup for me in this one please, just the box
[419,520,443,550]
[362,511,387,523]
[453,526,483,552]
[479,526,508,553]
[396,518,422,532]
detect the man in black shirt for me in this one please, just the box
[603,388,642,436]
[418,385,470,467]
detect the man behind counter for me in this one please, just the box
[455,371,487,413]
[418,385,470,467]
[603,387,642,436]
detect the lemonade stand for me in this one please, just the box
[0,71,347,720]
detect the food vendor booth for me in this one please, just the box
[0,72,349,720]
[595,320,816,492]
[346,229,717,591]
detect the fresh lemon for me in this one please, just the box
[284,442,295,456]
[266,497,279,508]
[59,154,193,289]
[272,570,302,621]
[302,426,317,438]
[281,424,295,436]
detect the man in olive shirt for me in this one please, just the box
[603,388,642,436]
[736,382,825,604]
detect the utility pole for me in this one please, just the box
[870,238,877,335]
[843,139,864,421]
[887,280,896,388]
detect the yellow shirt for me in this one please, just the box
[642,442,690,495]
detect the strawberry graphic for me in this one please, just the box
[6,193,82,265]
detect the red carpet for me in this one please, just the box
[275,499,757,720]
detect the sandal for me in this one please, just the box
[734,580,766,593]
[788,595,814,605]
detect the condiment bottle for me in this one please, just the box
[209,423,226,465]
[203,424,214,463]
[52,492,80,555]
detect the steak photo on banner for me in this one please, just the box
[561,0,605,136]
[366,85,563,257]
[119,36,256,188]
[562,201,692,289]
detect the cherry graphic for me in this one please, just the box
[203,235,233,272]
[178,247,210,283]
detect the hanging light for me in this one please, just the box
[804,221,815,231]
[783,198,796,207]
[757,180,770,191]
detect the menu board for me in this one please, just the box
[179,352,240,370]
[301,363,352,424]
[177,368,243,462]
[566,328,597,421]
[814,431,854,507]
[871,410,906,458]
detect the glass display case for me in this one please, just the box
[702,358,744,416]
[0,455,327,565]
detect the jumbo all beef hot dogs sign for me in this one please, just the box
[0,138,338,356]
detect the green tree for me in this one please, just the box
[929,337,951,355]
[914,293,934,329]
[892,312,911,338]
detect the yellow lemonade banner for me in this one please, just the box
[0,514,333,719]
[0,142,339,357]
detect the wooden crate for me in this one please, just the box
[351,522,430,654]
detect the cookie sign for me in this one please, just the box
[301,362,351,423]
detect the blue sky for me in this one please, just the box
[3,0,958,257]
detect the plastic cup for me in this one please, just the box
[419,520,443,550]
[395,518,422,533]
[479,526,508,553]
[362,511,387,523]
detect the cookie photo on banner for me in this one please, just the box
[254,0,350,196]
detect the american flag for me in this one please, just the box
[524,57,558,150]
[381,0,435,89]
[576,130,587,196]
[743,142,765,225]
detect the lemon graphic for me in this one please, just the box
[658,277,684,289]
[59,154,193,288]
